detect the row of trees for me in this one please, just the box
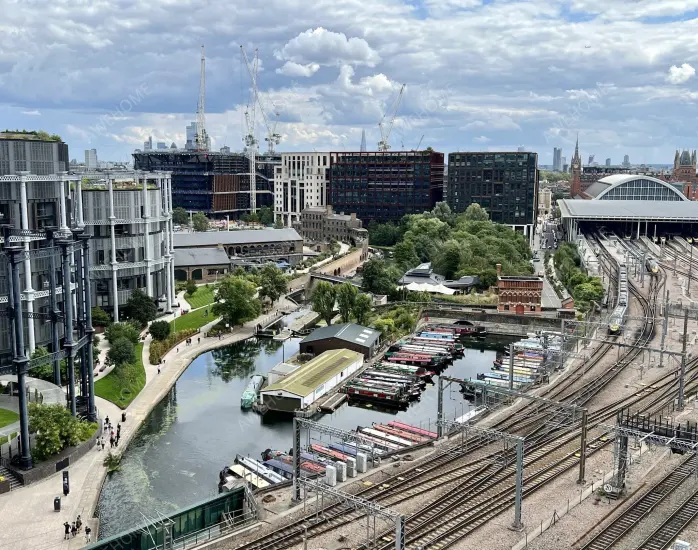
[172,206,277,231]
[553,243,604,312]
[310,281,372,326]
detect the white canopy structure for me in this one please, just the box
[406,282,456,295]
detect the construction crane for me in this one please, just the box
[415,134,424,151]
[240,45,260,212]
[377,84,405,152]
[195,45,208,151]
[264,110,281,154]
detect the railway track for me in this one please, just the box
[577,455,697,549]
[636,485,698,550]
[234,237,671,550]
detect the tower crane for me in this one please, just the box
[195,45,208,151]
[240,46,260,212]
[377,84,405,152]
[264,110,281,154]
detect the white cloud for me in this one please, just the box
[276,61,320,78]
[276,27,381,68]
[21,110,41,116]
[473,135,490,143]
[666,63,696,84]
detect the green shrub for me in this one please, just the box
[149,320,171,341]
[149,328,198,364]
[105,321,141,345]
[28,403,98,462]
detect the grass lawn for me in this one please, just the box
[185,285,216,309]
[0,432,17,447]
[94,343,146,409]
[0,408,19,429]
[170,307,215,332]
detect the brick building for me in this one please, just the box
[496,265,543,313]
[296,205,367,244]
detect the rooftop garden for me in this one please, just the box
[1,130,63,142]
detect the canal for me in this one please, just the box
[96,333,513,538]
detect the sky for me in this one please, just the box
[3,0,698,164]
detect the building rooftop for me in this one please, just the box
[558,199,698,221]
[398,262,479,288]
[174,248,230,267]
[301,323,381,349]
[262,349,363,398]
[498,276,543,282]
[0,131,63,142]
[173,228,302,248]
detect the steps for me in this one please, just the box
[0,465,22,491]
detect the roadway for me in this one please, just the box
[533,221,563,309]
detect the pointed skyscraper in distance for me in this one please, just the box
[360,129,367,152]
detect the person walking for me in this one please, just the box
[157,366,161,374]
[76,515,82,532]
[101,439,106,451]
[71,522,77,538]
[64,522,70,540]
[197,337,200,344]
[109,435,115,448]
[96,438,101,451]
[85,525,92,543]
[117,423,121,436]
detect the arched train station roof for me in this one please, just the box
[583,174,688,201]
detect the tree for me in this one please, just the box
[172,207,189,226]
[105,321,141,345]
[433,240,462,280]
[192,212,210,232]
[30,346,68,384]
[212,276,261,326]
[393,241,420,271]
[149,320,171,341]
[258,206,274,226]
[28,403,96,462]
[91,307,111,327]
[463,203,489,221]
[352,294,373,325]
[123,289,157,327]
[336,283,358,323]
[431,202,454,225]
[367,222,401,246]
[274,218,285,229]
[241,212,260,223]
[259,264,287,304]
[106,337,135,367]
[311,281,337,326]
[185,279,197,296]
[361,259,398,296]
[372,318,396,339]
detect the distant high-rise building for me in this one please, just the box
[588,154,595,165]
[518,145,526,152]
[360,130,367,152]
[144,136,153,151]
[605,158,611,167]
[275,152,330,227]
[622,154,630,167]
[553,147,562,171]
[156,142,167,150]
[562,156,567,172]
[85,148,98,170]
[220,146,231,154]
[185,122,211,150]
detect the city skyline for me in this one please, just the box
[3,1,698,163]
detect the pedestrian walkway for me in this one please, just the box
[0,294,290,550]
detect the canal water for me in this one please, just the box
[96,331,513,538]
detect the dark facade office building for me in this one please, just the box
[133,150,279,217]
[329,150,445,223]
[447,152,538,240]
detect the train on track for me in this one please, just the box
[645,257,659,275]
[608,262,628,334]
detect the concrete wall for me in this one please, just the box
[315,248,368,277]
